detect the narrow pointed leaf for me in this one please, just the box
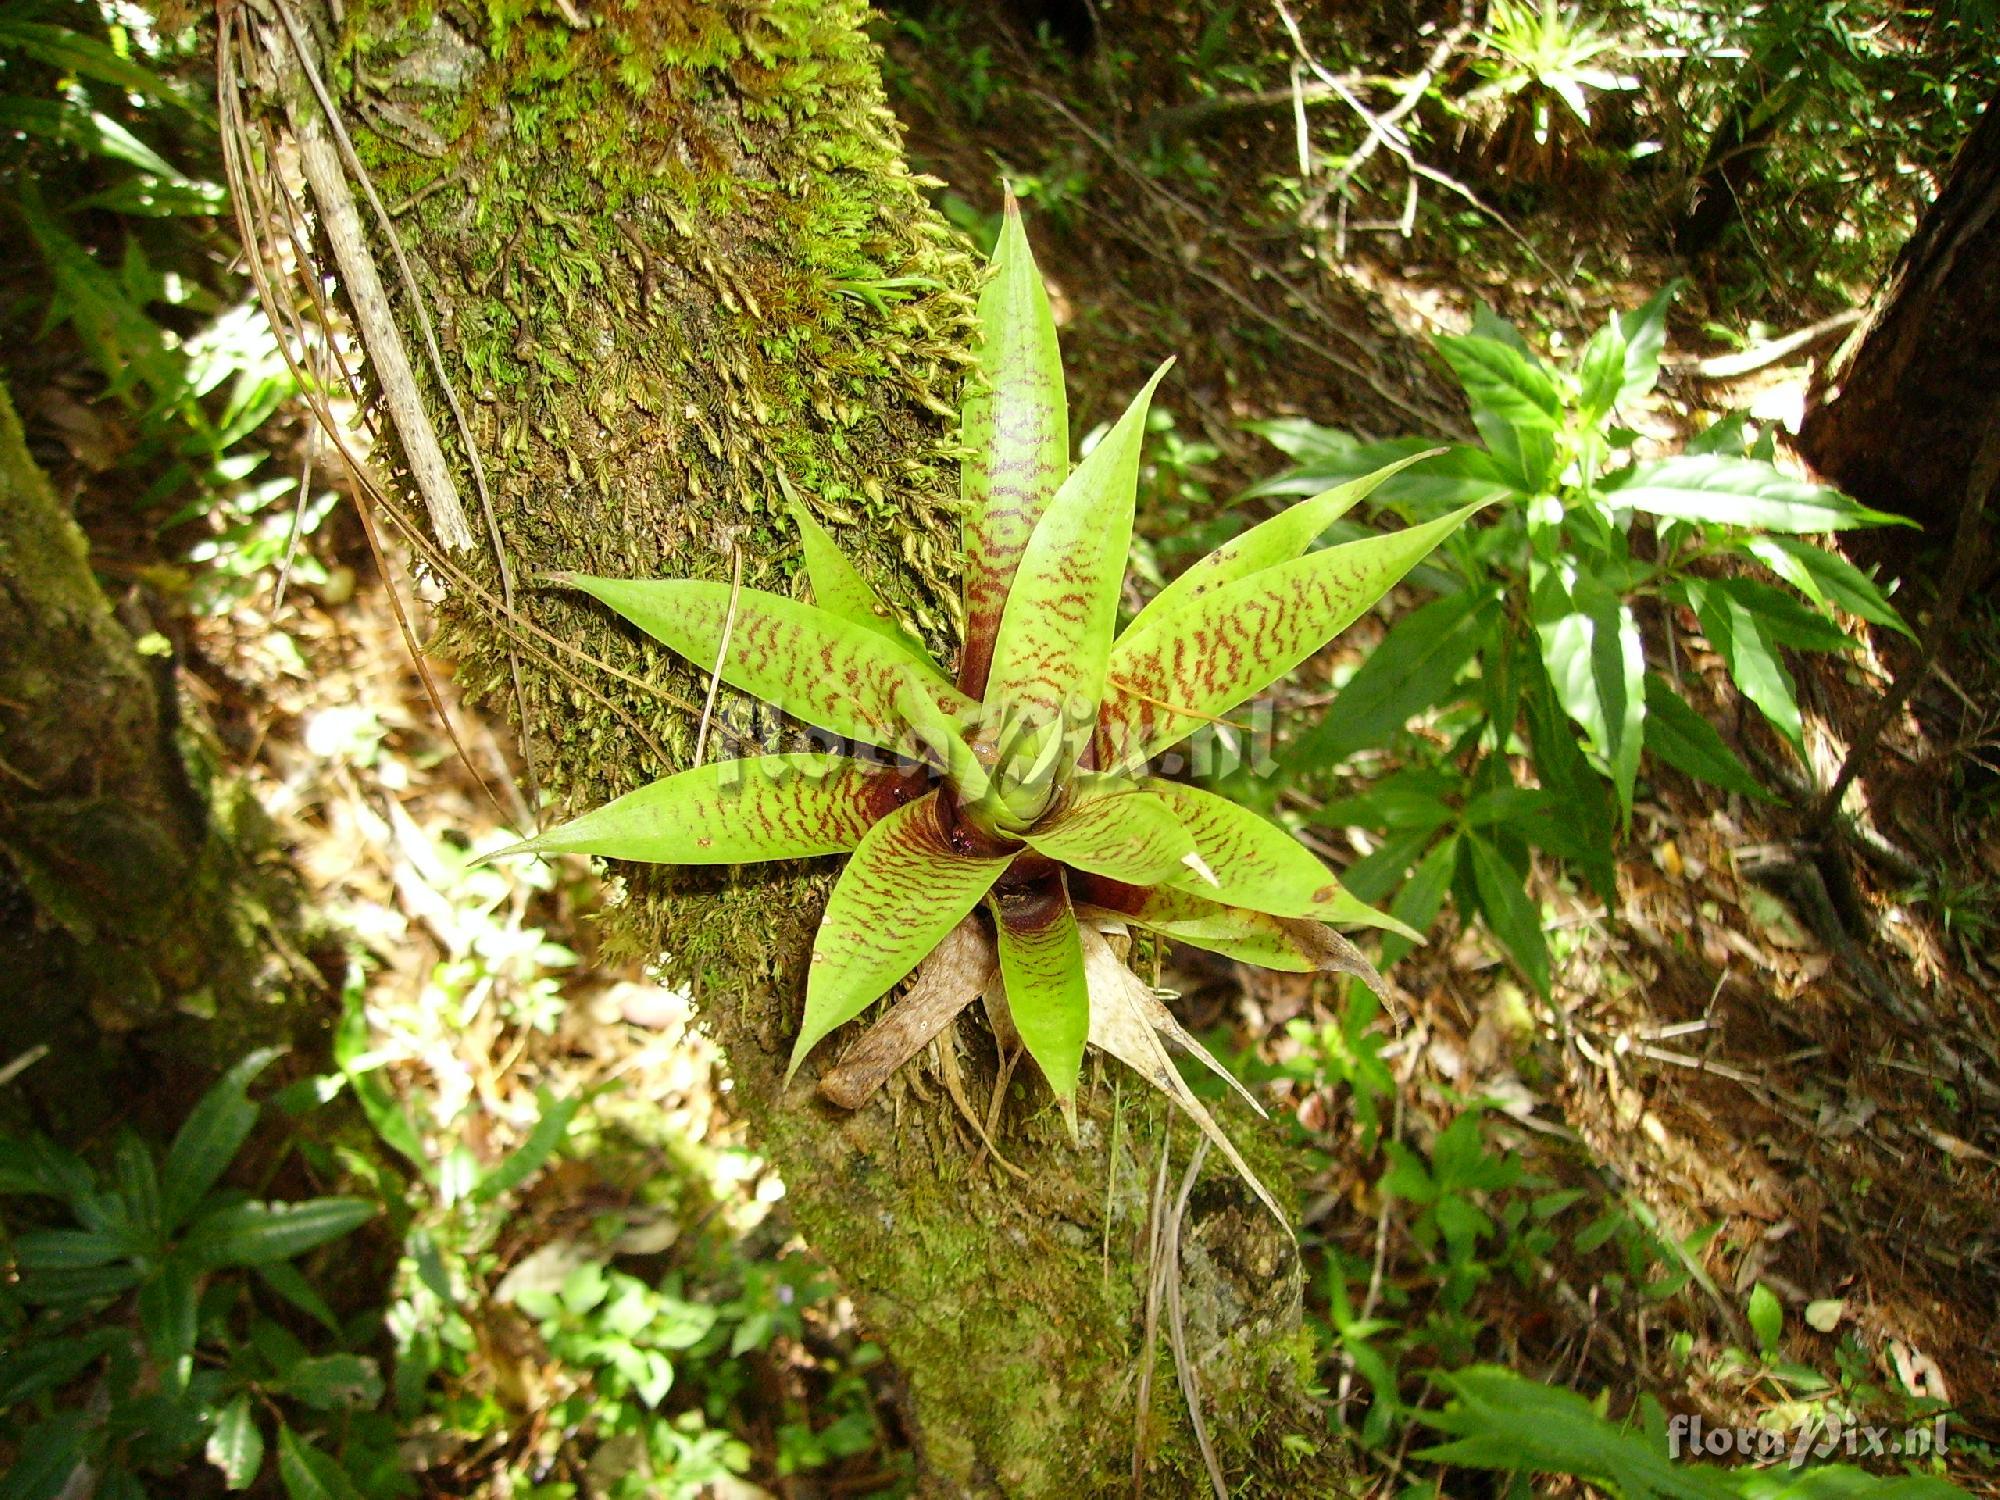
[491,755,928,865]
[560,576,972,752]
[984,360,1173,730]
[1100,502,1487,770]
[1685,579,1803,749]
[1123,449,1444,638]
[991,875,1091,1108]
[959,195,1069,697]
[1147,782,1420,938]
[1642,674,1773,802]
[791,792,1012,1079]
[1071,876,1386,994]
[1531,563,1644,818]
[1079,926,1285,1227]
[161,1047,283,1232]
[789,498,934,662]
[1465,833,1550,998]
[1605,456,1911,531]
[818,918,997,1109]
[1022,780,1194,886]
[893,676,991,804]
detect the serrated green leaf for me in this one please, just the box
[559,575,972,753]
[960,193,1070,698]
[183,1198,375,1269]
[1686,580,1803,749]
[1607,456,1910,531]
[1146,781,1418,938]
[1022,780,1193,885]
[985,360,1171,734]
[1287,586,1499,769]
[137,1257,198,1389]
[1436,334,1561,490]
[1738,535,1910,637]
[790,792,1012,1079]
[161,1048,284,1231]
[1465,834,1549,998]
[206,1393,264,1490]
[471,1089,580,1205]
[992,876,1090,1108]
[789,497,932,661]
[491,754,921,865]
[275,1426,364,1500]
[1100,501,1486,769]
[1642,674,1772,801]
[1125,449,1442,637]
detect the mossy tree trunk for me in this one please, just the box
[1798,86,2000,531]
[0,385,311,1129]
[263,0,1344,1490]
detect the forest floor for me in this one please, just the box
[40,2,1998,1495]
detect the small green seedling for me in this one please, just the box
[496,195,1480,1218]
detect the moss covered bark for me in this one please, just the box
[280,1,1347,1487]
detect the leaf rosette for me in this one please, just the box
[496,195,1483,1218]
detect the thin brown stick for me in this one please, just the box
[693,544,744,766]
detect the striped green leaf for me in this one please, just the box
[560,575,972,752]
[1071,877,1384,993]
[790,792,1013,1079]
[1147,782,1419,938]
[1122,449,1443,638]
[1099,502,1486,770]
[491,755,923,865]
[983,361,1172,733]
[1022,778,1194,886]
[992,875,1091,1109]
[959,193,1070,697]
[789,497,933,662]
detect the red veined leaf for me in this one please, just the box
[991,872,1090,1115]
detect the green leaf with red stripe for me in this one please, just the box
[1098,500,1486,770]
[790,792,1012,1080]
[559,575,972,753]
[789,497,934,664]
[983,360,1173,734]
[1147,781,1419,938]
[1122,448,1443,638]
[959,193,1070,698]
[991,874,1090,1110]
[1022,777,1194,886]
[490,755,924,865]
[1071,877,1385,993]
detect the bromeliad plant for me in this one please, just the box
[497,198,1479,1216]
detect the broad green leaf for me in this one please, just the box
[12,1228,124,1270]
[559,575,972,753]
[490,755,922,865]
[1523,651,1617,901]
[1704,576,1858,654]
[0,1135,94,1201]
[471,1089,580,1205]
[1023,781,1193,885]
[1739,535,1910,637]
[15,1262,143,1305]
[256,1260,342,1334]
[1379,834,1460,969]
[1465,833,1550,998]
[1100,502,1486,769]
[1435,333,1561,490]
[184,1198,375,1269]
[984,361,1172,730]
[136,1257,198,1389]
[789,497,932,661]
[1736,1468,1966,1498]
[279,1354,384,1411]
[991,877,1091,1107]
[1245,436,1521,511]
[112,1132,160,1245]
[790,792,1012,1079]
[161,1048,283,1232]
[207,1393,264,1491]
[0,19,183,102]
[1124,450,1443,637]
[1147,781,1419,938]
[1606,456,1910,532]
[1747,1281,1783,1354]
[1642,674,1773,802]
[1532,562,1644,818]
[1286,586,1499,769]
[275,1427,364,1500]
[1578,285,1673,418]
[1686,580,1803,749]
[959,194,1069,697]
[1071,877,1384,991]
[893,675,991,805]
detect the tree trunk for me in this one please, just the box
[0,384,312,1129]
[1797,87,2000,531]
[243,0,1343,1490]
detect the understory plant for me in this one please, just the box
[1248,291,1906,992]
[498,196,1481,1215]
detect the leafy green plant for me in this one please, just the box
[0,1051,384,1498]
[496,195,1481,1215]
[1255,292,1907,993]
[1456,0,1638,179]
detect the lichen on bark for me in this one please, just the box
[279,0,1349,1487]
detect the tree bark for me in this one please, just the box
[246,0,1344,1490]
[1797,87,2000,531]
[0,384,312,1129]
